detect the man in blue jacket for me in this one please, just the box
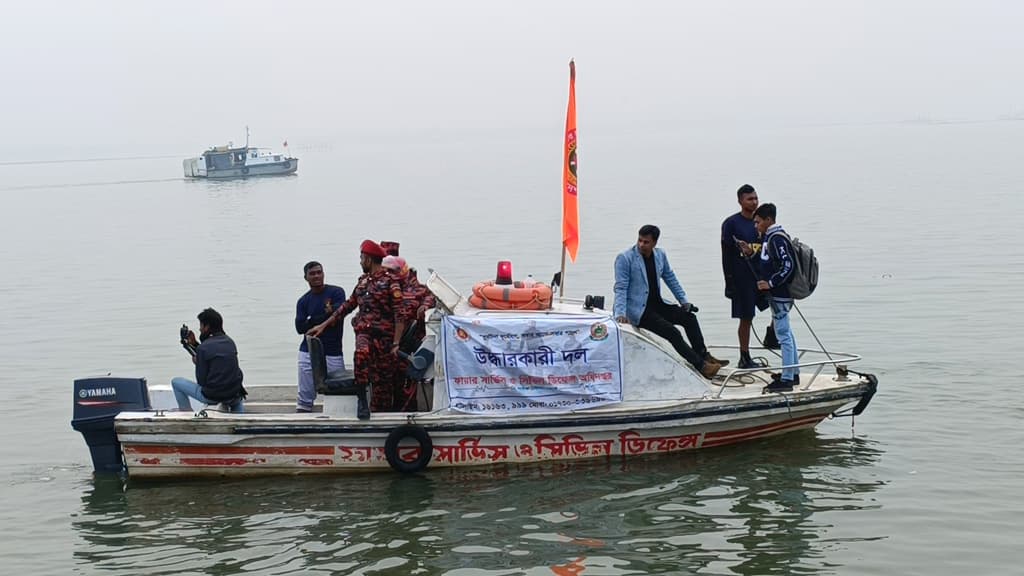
[614,224,724,379]
[751,203,799,391]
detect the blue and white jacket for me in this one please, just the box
[758,224,795,301]
[613,245,689,325]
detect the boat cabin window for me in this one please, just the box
[251,152,257,159]
[205,152,233,170]
[274,155,281,161]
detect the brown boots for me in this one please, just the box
[701,360,722,379]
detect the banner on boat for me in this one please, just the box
[441,315,623,414]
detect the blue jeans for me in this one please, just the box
[771,299,799,381]
[171,377,245,413]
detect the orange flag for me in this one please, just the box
[562,59,579,262]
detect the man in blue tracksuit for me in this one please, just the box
[751,203,799,391]
[614,224,725,379]
[295,261,347,412]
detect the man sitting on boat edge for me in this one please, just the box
[613,224,726,379]
[171,308,246,412]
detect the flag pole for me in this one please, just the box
[559,244,567,298]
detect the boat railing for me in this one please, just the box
[708,345,862,398]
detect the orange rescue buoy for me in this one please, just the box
[468,281,553,310]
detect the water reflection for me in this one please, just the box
[74,431,884,575]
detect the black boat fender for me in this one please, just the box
[384,424,433,473]
[851,372,878,416]
[241,166,249,175]
[831,371,879,419]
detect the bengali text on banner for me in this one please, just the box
[441,314,623,414]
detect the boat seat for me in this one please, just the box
[307,336,358,395]
[307,336,372,416]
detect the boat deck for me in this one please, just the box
[143,364,855,419]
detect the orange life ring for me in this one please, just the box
[469,281,552,310]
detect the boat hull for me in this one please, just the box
[188,159,298,179]
[117,382,870,479]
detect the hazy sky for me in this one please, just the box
[2,1,1020,156]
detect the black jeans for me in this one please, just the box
[638,304,708,369]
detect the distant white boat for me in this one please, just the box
[183,131,297,179]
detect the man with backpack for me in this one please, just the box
[746,203,800,391]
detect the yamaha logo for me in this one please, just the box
[79,387,116,398]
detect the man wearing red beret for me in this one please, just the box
[309,240,406,415]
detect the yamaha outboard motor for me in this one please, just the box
[71,376,151,475]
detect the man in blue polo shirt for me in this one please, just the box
[295,261,347,412]
[721,184,762,368]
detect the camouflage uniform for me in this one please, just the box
[403,274,437,342]
[394,272,438,411]
[330,268,405,412]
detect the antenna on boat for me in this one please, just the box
[245,125,250,148]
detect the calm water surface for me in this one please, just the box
[1,122,1021,575]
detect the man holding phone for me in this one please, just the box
[721,184,762,369]
[172,308,246,412]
